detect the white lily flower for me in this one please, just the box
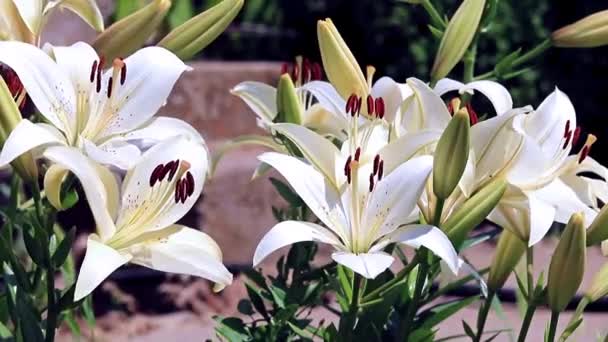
[253,152,459,279]
[434,78,514,115]
[0,0,103,42]
[467,88,601,245]
[43,137,232,300]
[0,41,190,170]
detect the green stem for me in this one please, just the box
[473,291,495,342]
[362,255,420,302]
[473,38,552,81]
[526,247,534,298]
[45,266,57,342]
[463,40,478,84]
[517,300,537,342]
[341,273,363,339]
[421,0,446,30]
[30,181,45,227]
[398,250,428,341]
[433,198,445,227]
[547,311,559,342]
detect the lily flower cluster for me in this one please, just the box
[231,18,608,290]
[0,41,232,301]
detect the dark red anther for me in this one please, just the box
[375,98,385,119]
[378,160,384,180]
[292,64,299,81]
[344,156,352,176]
[90,60,98,83]
[312,62,322,80]
[174,179,182,203]
[167,159,180,181]
[120,62,127,85]
[465,103,479,125]
[369,173,375,192]
[95,72,102,93]
[354,147,361,162]
[373,155,380,175]
[96,57,104,92]
[366,95,375,116]
[180,178,189,203]
[158,162,172,182]
[303,58,311,80]
[447,100,454,115]
[572,126,582,146]
[564,120,571,138]
[579,145,590,163]
[563,130,572,149]
[281,62,289,75]
[186,171,195,196]
[355,96,362,116]
[346,94,355,115]
[106,77,113,98]
[149,164,164,187]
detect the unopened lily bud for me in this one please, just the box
[276,74,303,125]
[93,0,171,61]
[547,213,586,312]
[433,107,470,200]
[552,10,608,48]
[430,0,486,82]
[317,18,368,99]
[444,179,507,247]
[159,0,243,60]
[488,229,526,291]
[0,77,37,182]
[586,204,608,246]
[0,0,34,43]
[585,262,608,302]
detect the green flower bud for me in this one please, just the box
[93,0,171,61]
[0,77,37,182]
[317,18,368,99]
[433,107,470,200]
[552,10,608,48]
[585,262,608,302]
[444,179,507,247]
[158,0,243,60]
[547,213,586,312]
[586,204,608,246]
[488,229,526,292]
[430,0,486,82]
[276,74,303,125]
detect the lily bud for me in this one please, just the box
[0,0,34,43]
[586,204,608,246]
[158,0,243,60]
[317,18,368,99]
[547,213,586,312]
[430,0,486,82]
[552,10,608,48]
[276,74,303,125]
[585,262,608,302]
[0,77,37,182]
[444,179,507,247]
[488,229,526,292]
[93,0,171,61]
[433,107,470,200]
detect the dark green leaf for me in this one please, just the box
[243,269,268,290]
[52,227,76,268]
[57,285,76,311]
[245,283,268,320]
[269,284,287,309]
[408,327,436,342]
[336,265,352,302]
[462,320,475,339]
[214,317,248,342]
[419,296,477,329]
[60,189,79,210]
[82,296,95,329]
[484,330,503,342]
[237,299,254,315]
[22,224,44,266]
[16,291,43,342]
[274,304,298,322]
[287,321,313,339]
[269,177,303,207]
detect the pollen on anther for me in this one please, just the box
[564,120,571,138]
[355,147,361,161]
[563,130,572,149]
[369,173,375,192]
[90,60,98,83]
[375,98,385,119]
[344,156,352,176]
[167,159,179,181]
[312,63,322,80]
[572,126,582,146]
[174,179,182,203]
[149,164,164,187]
[120,63,127,85]
[366,95,375,116]
[346,95,355,115]
[106,77,113,98]
[186,171,195,196]
[378,160,384,180]
[373,155,380,175]
[281,62,289,75]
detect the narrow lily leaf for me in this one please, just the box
[462,320,475,339]
[419,296,477,329]
[337,265,353,302]
[214,317,248,342]
[56,0,105,32]
[22,224,44,266]
[269,177,304,207]
[52,227,76,268]
[245,283,269,320]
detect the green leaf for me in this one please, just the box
[462,320,475,339]
[0,320,12,339]
[214,317,248,342]
[243,269,268,290]
[494,48,522,76]
[274,304,298,322]
[52,227,76,268]
[336,265,352,302]
[428,25,443,39]
[419,296,478,329]
[323,323,339,341]
[287,321,314,339]
[484,330,503,342]
[514,271,528,301]
[269,177,304,207]
[245,283,268,320]
[82,296,96,329]
[61,310,81,337]
[268,284,287,309]
[16,291,43,342]
[408,327,436,342]
[237,299,254,315]
[60,189,79,210]
[57,285,76,311]
[559,316,583,341]
[22,224,45,266]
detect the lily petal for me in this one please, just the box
[465,80,513,115]
[301,80,346,116]
[43,164,69,210]
[231,81,277,124]
[371,76,409,123]
[129,225,232,291]
[82,138,142,170]
[0,41,76,134]
[0,120,65,166]
[258,152,349,241]
[122,116,205,149]
[253,220,342,266]
[331,251,394,279]
[525,87,575,152]
[46,42,98,104]
[440,258,488,297]
[74,236,131,300]
[378,130,441,174]
[534,179,597,226]
[387,224,459,274]
[91,46,189,138]
[402,78,451,132]
[43,146,117,240]
[434,78,465,96]
[115,137,208,233]
[272,123,342,185]
[363,156,433,238]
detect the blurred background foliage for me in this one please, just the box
[118,0,608,161]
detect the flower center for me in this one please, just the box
[149,160,195,204]
[447,97,478,125]
[561,120,596,164]
[281,56,323,87]
[0,63,25,108]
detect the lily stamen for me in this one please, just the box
[366,94,375,116]
[578,134,597,163]
[375,97,385,119]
